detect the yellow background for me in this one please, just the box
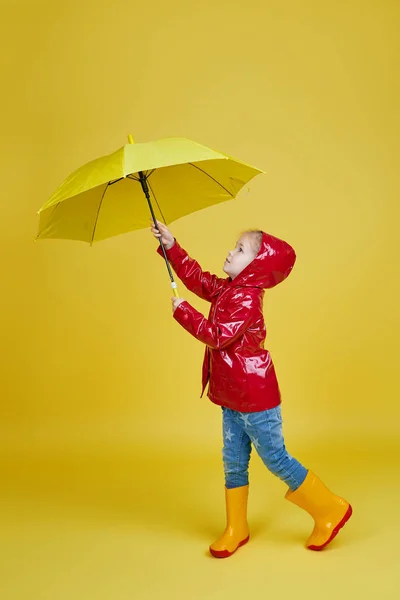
[1,0,399,598]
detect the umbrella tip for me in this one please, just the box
[128,134,134,144]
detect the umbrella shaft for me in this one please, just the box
[138,171,176,285]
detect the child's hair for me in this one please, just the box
[241,229,263,255]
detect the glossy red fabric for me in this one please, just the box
[157,232,296,412]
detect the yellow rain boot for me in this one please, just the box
[209,485,250,558]
[285,471,352,551]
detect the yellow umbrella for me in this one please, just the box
[37,135,264,296]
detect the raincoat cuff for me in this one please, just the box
[156,239,179,258]
[173,300,190,324]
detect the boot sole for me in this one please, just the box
[209,535,250,558]
[308,504,353,551]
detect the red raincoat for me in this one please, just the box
[157,232,296,412]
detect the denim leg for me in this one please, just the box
[237,405,308,492]
[222,407,252,489]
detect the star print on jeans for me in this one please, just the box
[250,437,261,450]
[225,428,235,442]
[239,413,251,428]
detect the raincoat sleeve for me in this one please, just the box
[157,240,225,302]
[172,292,258,350]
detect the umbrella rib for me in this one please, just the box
[127,170,154,180]
[91,183,109,245]
[188,163,234,197]
[37,202,60,238]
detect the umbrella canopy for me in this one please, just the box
[37,136,264,244]
[36,135,264,296]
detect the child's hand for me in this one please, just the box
[150,219,175,250]
[172,297,185,313]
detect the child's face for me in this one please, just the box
[223,234,258,279]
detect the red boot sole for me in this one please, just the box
[209,535,250,558]
[308,504,353,551]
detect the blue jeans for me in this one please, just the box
[222,405,308,492]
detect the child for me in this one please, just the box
[151,219,352,558]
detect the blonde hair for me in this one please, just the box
[241,229,263,255]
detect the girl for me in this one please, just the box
[151,220,352,558]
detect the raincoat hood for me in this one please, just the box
[229,231,296,289]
